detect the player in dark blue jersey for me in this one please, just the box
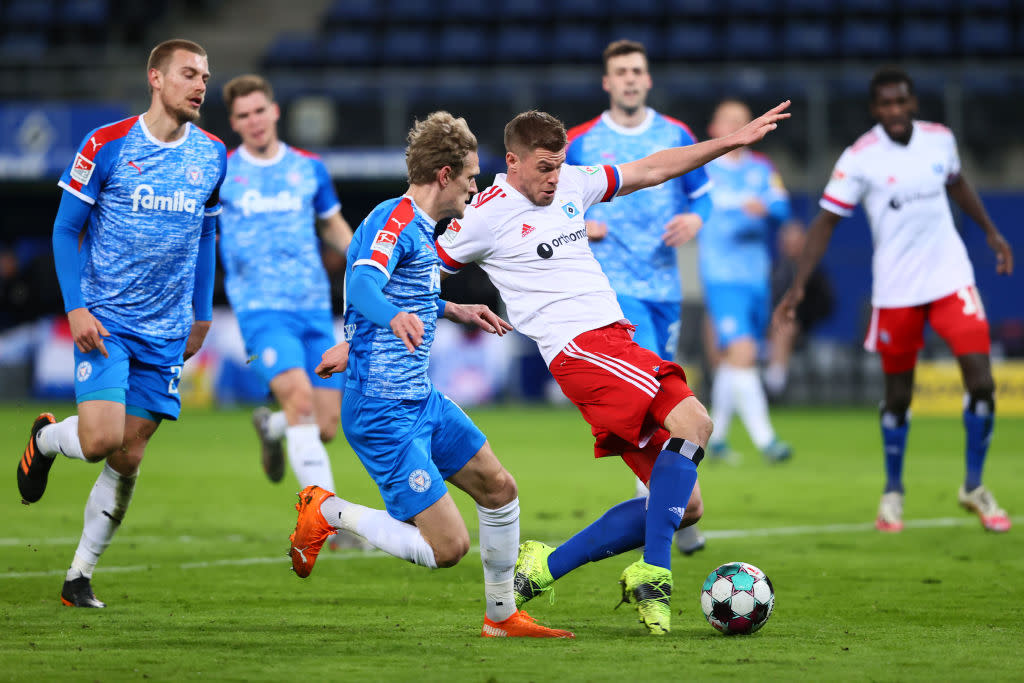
[16,40,226,608]
[218,76,358,549]
[289,112,573,639]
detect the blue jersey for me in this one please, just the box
[566,108,712,302]
[699,151,790,287]
[345,196,441,400]
[58,115,226,339]
[218,144,341,313]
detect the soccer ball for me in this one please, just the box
[700,561,774,635]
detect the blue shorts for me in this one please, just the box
[342,386,486,521]
[617,295,680,360]
[73,321,186,421]
[705,283,769,349]
[236,309,342,390]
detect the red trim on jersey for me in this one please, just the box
[69,116,138,192]
[226,148,238,158]
[370,197,416,268]
[566,115,602,143]
[471,185,506,208]
[290,145,321,159]
[435,241,465,271]
[195,126,224,145]
[916,121,950,134]
[600,165,619,202]
[662,114,697,142]
[822,193,855,210]
[851,129,880,153]
[748,150,777,170]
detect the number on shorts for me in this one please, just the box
[956,287,986,320]
[168,365,182,395]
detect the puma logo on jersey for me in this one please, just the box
[128,161,143,174]
[390,217,407,229]
[89,137,101,152]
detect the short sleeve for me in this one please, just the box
[57,131,120,205]
[351,198,417,279]
[819,149,865,217]
[205,144,227,217]
[569,164,622,210]
[435,212,494,273]
[674,124,712,201]
[312,159,341,218]
[945,131,962,183]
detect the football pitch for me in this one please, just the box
[1,402,1021,682]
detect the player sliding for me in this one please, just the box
[16,40,225,607]
[435,102,790,634]
[775,67,1013,533]
[290,112,573,639]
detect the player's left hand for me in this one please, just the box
[742,198,768,218]
[732,100,791,146]
[316,341,350,378]
[445,302,513,336]
[988,232,1014,275]
[184,320,211,361]
[662,213,703,247]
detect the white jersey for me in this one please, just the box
[820,121,974,308]
[436,164,624,365]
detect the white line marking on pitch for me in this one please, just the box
[0,515,1011,580]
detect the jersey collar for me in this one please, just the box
[599,107,655,136]
[138,114,191,149]
[404,194,439,226]
[238,142,287,166]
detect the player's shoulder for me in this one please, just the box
[914,120,955,141]
[567,115,603,143]
[369,195,416,228]
[657,111,698,142]
[79,115,140,159]
[746,150,778,172]
[287,144,324,161]
[847,127,883,155]
[192,124,227,153]
[464,182,512,221]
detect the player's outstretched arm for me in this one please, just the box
[443,301,513,336]
[772,208,841,330]
[316,341,349,378]
[319,212,355,258]
[618,101,791,197]
[946,175,1014,275]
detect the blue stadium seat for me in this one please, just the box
[322,30,376,66]
[324,0,381,25]
[609,0,662,19]
[551,24,605,63]
[960,0,1010,10]
[0,33,49,59]
[961,17,1012,56]
[61,0,110,27]
[899,19,953,57]
[724,22,776,59]
[839,0,889,13]
[663,23,722,61]
[437,25,494,65]
[897,0,954,12]
[838,20,893,58]
[782,21,835,59]
[608,25,663,61]
[665,0,722,16]
[494,25,551,64]
[263,33,322,68]
[553,0,608,20]
[782,0,836,14]
[495,0,551,22]
[441,0,494,20]
[726,0,780,15]
[4,0,57,27]
[380,27,434,65]
[386,0,438,22]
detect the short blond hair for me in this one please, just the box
[147,39,206,73]
[406,111,477,186]
[223,74,274,114]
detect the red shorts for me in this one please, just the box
[549,322,695,484]
[864,285,991,374]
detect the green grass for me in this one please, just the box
[1,402,1022,682]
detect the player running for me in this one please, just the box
[290,112,573,639]
[775,67,1013,533]
[16,40,226,607]
[436,103,790,634]
[565,39,711,556]
[700,98,793,464]
[218,76,357,530]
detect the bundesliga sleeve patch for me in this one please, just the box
[438,218,462,248]
[70,153,95,185]
[371,229,398,259]
[579,165,602,175]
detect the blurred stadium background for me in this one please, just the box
[1,0,1022,412]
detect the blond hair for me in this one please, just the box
[147,39,206,73]
[406,111,477,185]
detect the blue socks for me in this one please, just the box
[963,395,994,491]
[547,497,646,580]
[643,440,701,570]
[880,409,909,494]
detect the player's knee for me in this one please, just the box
[480,468,517,508]
[80,430,122,461]
[318,420,339,443]
[433,534,470,568]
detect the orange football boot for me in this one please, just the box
[481,610,575,639]
[289,485,338,577]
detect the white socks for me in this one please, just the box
[36,416,87,461]
[712,364,776,449]
[320,496,437,568]
[477,498,519,623]
[266,411,288,440]
[285,424,336,491]
[67,463,136,581]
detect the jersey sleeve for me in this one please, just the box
[676,126,713,202]
[312,158,342,218]
[762,165,790,224]
[945,131,962,183]
[569,164,622,210]
[819,148,865,217]
[351,198,417,279]
[57,129,121,205]
[205,144,227,217]
[435,213,494,274]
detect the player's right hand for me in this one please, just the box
[988,231,1014,275]
[585,220,608,241]
[733,100,791,146]
[68,307,110,358]
[390,311,424,353]
[771,287,804,331]
[315,341,350,378]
